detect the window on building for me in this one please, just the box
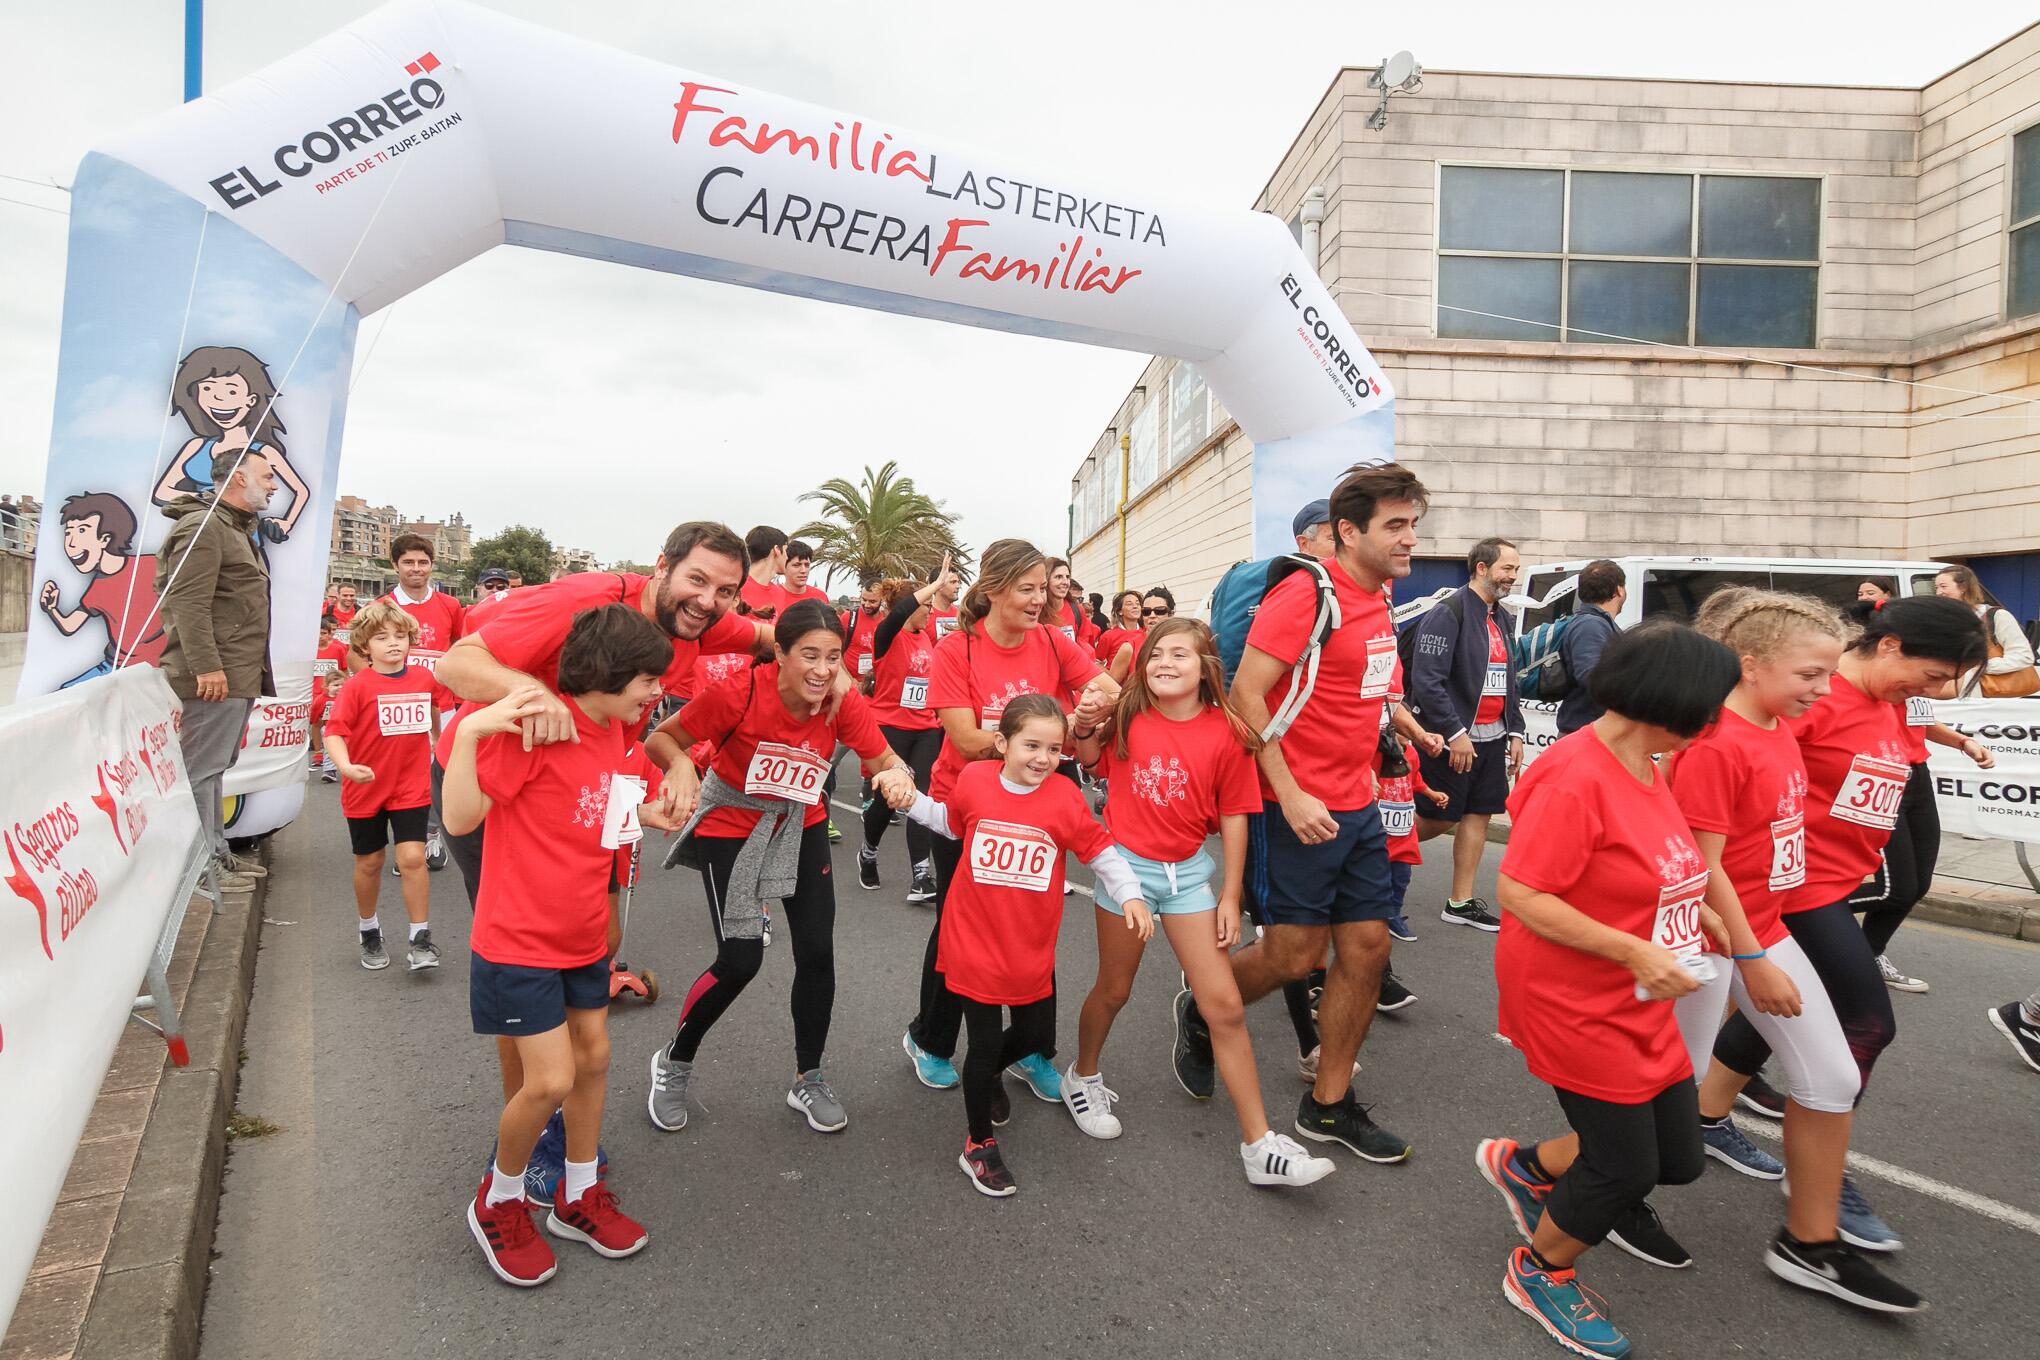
[1437,167,1820,348]
[2009,124,2040,319]
[1167,366,1208,468]
[1128,400,1160,496]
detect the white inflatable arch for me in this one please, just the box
[22,0,1394,831]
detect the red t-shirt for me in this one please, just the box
[1666,709,1807,948]
[328,604,358,647]
[324,665,435,818]
[929,608,961,644]
[869,620,939,731]
[677,648,755,703]
[1900,695,1934,764]
[842,607,882,685]
[1475,617,1509,726]
[1496,728,1711,1102]
[741,577,789,620]
[80,556,164,665]
[312,638,348,710]
[677,661,887,837]
[1095,627,1144,668]
[1375,743,1432,864]
[1050,598,1099,652]
[380,587,465,706]
[1244,559,1396,811]
[935,760,1112,1005]
[1788,673,1911,912]
[435,573,756,764]
[926,624,1101,800]
[461,591,509,636]
[471,704,658,969]
[1094,706,1260,862]
[784,583,832,608]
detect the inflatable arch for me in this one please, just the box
[21,0,1395,832]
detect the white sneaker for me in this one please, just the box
[1241,1131,1335,1187]
[1298,1045,1360,1085]
[1875,955,1928,993]
[1060,1066,1122,1139]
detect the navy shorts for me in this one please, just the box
[469,953,610,1036]
[1251,800,1396,927]
[1418,737,1512,821]
[345,804,428,857]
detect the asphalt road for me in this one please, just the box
[198,776,2040,1359]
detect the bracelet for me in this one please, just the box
[1731,950,1767,961]
[1071,726,1097,741]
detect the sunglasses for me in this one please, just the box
[1142,606,1172,617]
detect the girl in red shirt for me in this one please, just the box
[1065,620,1334,1188]
[310,615,348,781]
[1666,588,1925,1312]
[856,560,962,901]
[1094,590,1145,682]
[1475,623,1739,1360]
[902,539,1119,1094]
[1046,557,1100,653]
[889,695,1147,1196]
[645,600,917,1136]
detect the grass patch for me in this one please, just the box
[225,1111,283,1141]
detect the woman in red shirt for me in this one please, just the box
[644,600,917,1136]
[1474,623,1739,1360]
[1094,591,1145,680]
[1046,557,1100,653]
[902,540,1119,1096]
[856,558,962,901]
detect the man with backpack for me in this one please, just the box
[1554,559,1626,735]
[1407,536,1524,932]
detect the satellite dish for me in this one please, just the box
[1381,51,1417,89]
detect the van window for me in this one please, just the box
[1904,574,1940,598]
[1771,570,1897,615]
[1639,568,1753,623]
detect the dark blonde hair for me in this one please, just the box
[997,693,1068,740]
[959,539,1047,637]
[1694,587,1850,665]
[1112,618,1261,759]
[346,601,419,658]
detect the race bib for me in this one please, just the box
[1360,634,1396,700]
[935,616,960,640]
[332,629,351,647]
[1651,870,1711,959]
[901,675,929,710]
[312,658,338,678]
[1059,625,1076,641]
[1905,696,1933,728]
[601,773,647,850]
[1831,753,1908,831]
[970,818,1057,892]
[410,649,443,673]
[1379,800,1416,839]
[1768,812,1806,892]
[744,741,828,805]
[1483,661,1508,697]
[376,693,432,736]
[857,652,873,678]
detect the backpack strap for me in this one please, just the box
[1261,555,1341,743]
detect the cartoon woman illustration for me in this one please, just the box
[151,345,308,544]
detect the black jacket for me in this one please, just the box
[1407,586,1522,742]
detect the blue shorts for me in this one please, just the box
[1095,847,1218,916]
[469,953,609,1036]
[1251,800,1396,927]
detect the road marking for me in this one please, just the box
[1737,1116,2040,1238]
[828,796,1095,898]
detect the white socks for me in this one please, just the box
[486,1163,525,1205]
[408,920,429,941]
[562,1158,599,1205]
[358,915,379,935]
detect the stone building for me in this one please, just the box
[1069,23,2040,620]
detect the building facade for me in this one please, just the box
[330,498,473,594]
[1070,24,2040,621]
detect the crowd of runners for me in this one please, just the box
[299,470,2040,1357]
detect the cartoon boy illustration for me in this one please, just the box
[38,491,166,687]
[151,344,307,544]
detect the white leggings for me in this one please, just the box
[1672,937,1860,1115]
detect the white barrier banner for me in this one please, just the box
[0,668,200,1336]
[1518,697,2040,846]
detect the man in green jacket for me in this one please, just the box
[157,452,279,889]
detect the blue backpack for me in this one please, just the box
[1512,615,1576,702]
[1207,555,1340,740]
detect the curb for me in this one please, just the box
[72,872,265,1360]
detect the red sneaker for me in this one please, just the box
[467,1178,557,1287]
[547,1179,648,1258]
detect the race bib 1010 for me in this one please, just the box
[1379,800,1416,839]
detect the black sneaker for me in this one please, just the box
[1607,1199,1691,1269]
[857,850,881,892]
[1293,1091,1411,1164]
[1171,990,1215,1100]
[906,870,936,903]
[959,1137,1017,1197]
[1764,1231,1925,1313]
[1441,897,1502,931]
[1375,968,1416,1012]
[1987,1002,2040,1074]
[1738,1072,1788,1119]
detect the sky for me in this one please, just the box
[1,0,2033,585]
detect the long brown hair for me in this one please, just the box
[171,345,287,455]
[1112,618,1262,759]
[1934,564,1987,608]
[959,538,1046,637]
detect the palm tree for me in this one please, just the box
[793,461,969,589]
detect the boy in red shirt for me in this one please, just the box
[310,615,348,782]
[1373,729,1445,1012]
[322,603,437,971]
[442,603,677,1288]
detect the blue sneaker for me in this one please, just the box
[1476,1138,1548,1243]
[1837,1174,1901,1253]
[518,1112,607,1208]
[903,1030,959,1090]
[1503,1246,1631,1359]
[1702,1116,1784,1179]
[1005,1053,1063,1102]
[1387,913,1416,943]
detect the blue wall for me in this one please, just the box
[1969,553,2040,625]
[1402,556,1469,603]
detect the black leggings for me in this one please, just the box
[863,725,941,863]
[961,996,1056,1141]
[1714,896,1897,1094]
[1546,1080,1704,1247]
[667,821,837,1072]
[1846,762,1939,955]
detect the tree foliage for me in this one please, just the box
[462,525,554,590]
[792,461,968,590]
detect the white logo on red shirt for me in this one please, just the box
[702,653,749,685]
[574,782,610,830]
[1653,837,1704,886]
[1129,755,1190,807]
[1774,769,1808,819]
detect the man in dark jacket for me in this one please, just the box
[157,453,278,890]
[1407,536,1524,931]
[1555,559,1627,735]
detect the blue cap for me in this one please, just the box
[1292,499,1332,538]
